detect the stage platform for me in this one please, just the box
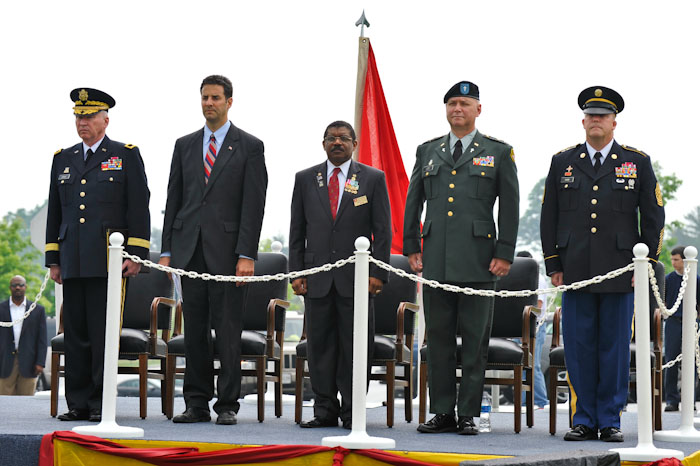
[1,391,699,466]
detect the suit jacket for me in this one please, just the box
[44,136,151,278]
[0,300,47,378]
[161,124,267,274]
[289,160,392,298]
[540,141,665,293]
[403,131,519,283]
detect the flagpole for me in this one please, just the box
[353,11,370,161]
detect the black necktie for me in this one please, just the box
[593,152,602,172]
[453,140,463,163]
[85,148,94,165]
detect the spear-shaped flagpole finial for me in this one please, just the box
[355,10,370,37]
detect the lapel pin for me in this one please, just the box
[580,153,586,158]
[228,146,232,150]
[470,148,474,153]
[74,150,79,154]
[102,148,107,152]
[474,142,479,147]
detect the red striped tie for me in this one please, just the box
[204,134,217,183]
[329,167,340,220]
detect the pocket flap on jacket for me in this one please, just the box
[421,220,432,238]
[556,230,570,248]
[223,222,239,232]
[473,220,496,238]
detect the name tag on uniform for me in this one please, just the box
[58,174,71,181]
[560,176,574,183]
[353,195,368,206]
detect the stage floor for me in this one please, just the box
[2,391,699,458]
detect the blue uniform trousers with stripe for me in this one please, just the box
[562,290,634,429]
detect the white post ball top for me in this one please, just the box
[271,241,283,253]
[633,243,649,258]
[355,236,370,251]
[109,232,125,247]
[684,246,698,260]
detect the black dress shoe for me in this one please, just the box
[600,427,624,442]
[89,410,101,422]
[172,407,211,423]
[300,416,337,428]
[563,424,597,441]
[216,411,237,425]
[664,403,679,412]
[342,419,352,430]
[417,413,457,433]
[457,416,478,435]
[57,409,89,421]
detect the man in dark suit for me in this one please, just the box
[0,276,47,395]
[45,88,151,421]
[540,86,665,442]
[289,120,391,429]
[160,75,267,426]
[403,81,519,435]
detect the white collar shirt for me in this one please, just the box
[327,159,352,214]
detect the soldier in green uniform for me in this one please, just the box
[403,81,519,435]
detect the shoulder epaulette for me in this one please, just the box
[421,135,444,145]
[54,148,63,156]
[621,145,649,157]
[482,134,509,145]
[554,145,577,156]
[124,143,137,150]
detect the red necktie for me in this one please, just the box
[204,134,217,183]
[329,167,341,220]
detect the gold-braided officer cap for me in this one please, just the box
[578,86,624,115]
[70,88,116,115]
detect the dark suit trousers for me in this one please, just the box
[305,283,374,421]
[423,282,495,417]
[181,238,246,414]
[62,277,108,411]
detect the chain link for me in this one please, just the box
[0,270,51,327]
[649,262,689,319]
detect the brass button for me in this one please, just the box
[451,170,457,175]
[487,234,492,238]
[591,199,597,205]
[425,172,429,176]
[564,184,569,188]
[79,218,85,224]
[593,185,599,191]
[591,227,597,233]
[447,211,454,217]
[611,154,618,160]
[81,179,86,185]
[448,197,454,203]
[80,192,86,197]
[580,153,586,159]
[79,204,85,210]
[449,183,455,189]
[109,177,114,182]
[591,213,597,219]
[481,171,485,176]
[625,186,629,190]
[60,180,65,184]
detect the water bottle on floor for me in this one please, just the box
[479,393,491,432]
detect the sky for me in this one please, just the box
[2,0,698,245]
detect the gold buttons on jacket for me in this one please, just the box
[488,234,492,238]
[80,192,85,197]
[79,204,85,210]
[481,171,485,176]
[449,183,455,189]
[79,218,85,224]
[580,153,586,159]
[591,227,597,233]
[611,154,618,160]
[451,170,457,175]
[109,177,114,182]
[81,179,86,185]
[448,197,454,203]
[591,213,597,219]
[448,211,454,217]
[593,185,599,191]
[591,199,597,205]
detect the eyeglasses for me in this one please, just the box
[10,284,25,288]
[324,135,354,144]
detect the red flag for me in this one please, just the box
[356,41,409,254]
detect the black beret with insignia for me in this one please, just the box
[578,86,624,114]
[70,88,116,115]
[444,81,480,103]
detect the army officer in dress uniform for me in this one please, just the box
[540,86,665,442]
[45,88,150,422]
[404,81,519,435]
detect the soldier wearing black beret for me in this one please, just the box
[45,88,151,422]
[540,86,664,442]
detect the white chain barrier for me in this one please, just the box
[0,270,51,328]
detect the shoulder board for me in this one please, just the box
[482,134,508,145]
[124,143,137,150]
[621,145,648,157]
[554,145,577,156]
[421,135,444,145]
[54,148,63,156]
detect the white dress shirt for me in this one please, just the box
[9,299,26,350]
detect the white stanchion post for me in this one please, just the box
[656,246,700,439]
[612,244,682,460]
[74,233,144,438]
[322,237,395,449]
